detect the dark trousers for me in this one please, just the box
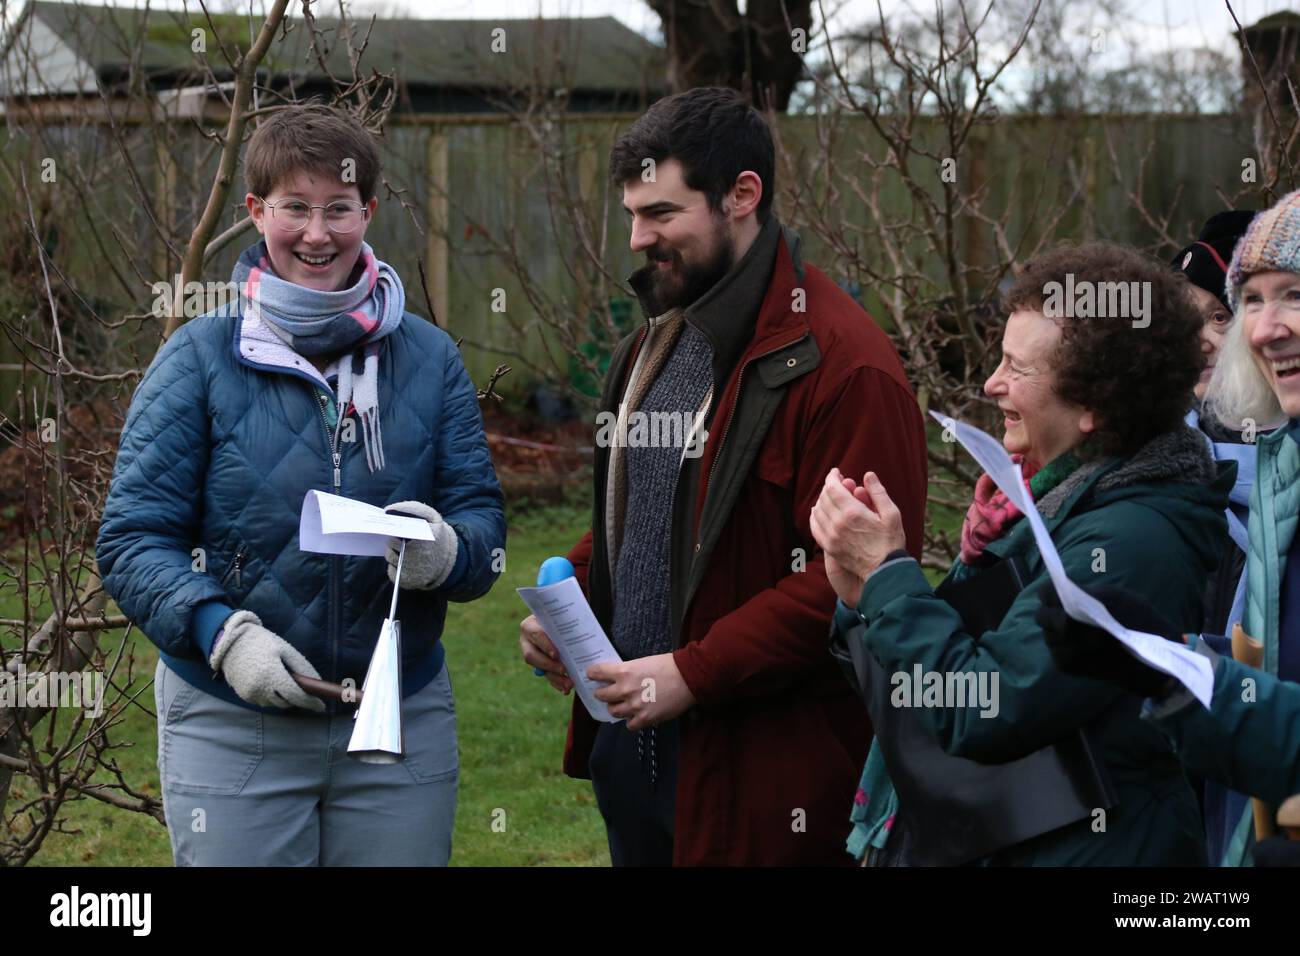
[589,718,679,866]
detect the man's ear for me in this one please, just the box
[246,193,265,233]
[366,195,378,218]
[729,171,763,221]
[1078,408,1097,435]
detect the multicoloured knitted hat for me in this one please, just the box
[1226,188,1300,310]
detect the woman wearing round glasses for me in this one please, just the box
[97,104,505,866]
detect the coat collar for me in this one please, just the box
[1241,416,1297,496]
[682,215,781,376]
[1257,416,1298,452]
[1185,408,1261,507]
[233,309,332,390]
[751,225,810,348]
[626,217,810,370]
[982,423,1225,560]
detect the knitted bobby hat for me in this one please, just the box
[1226,189,1300,310]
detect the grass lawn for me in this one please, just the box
[6,458,965,867]
[3,503,610,867]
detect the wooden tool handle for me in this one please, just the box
[1278,794,1300,840]
[1231,622,1265,668]
[1231,623,1276,840]
[291,672,362,704]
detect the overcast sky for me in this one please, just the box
[345,0,1300,59]
[13,0,1300,68]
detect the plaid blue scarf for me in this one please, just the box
[233,240,405,471]
[232,240,404,354]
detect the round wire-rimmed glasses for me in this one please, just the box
[257,197,369,234]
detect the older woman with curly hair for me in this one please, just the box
[1041,192,1300,868]
[814,240,1234,866]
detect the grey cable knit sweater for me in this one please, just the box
[610,322,714,661]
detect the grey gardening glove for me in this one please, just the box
[209,610,326,712]
[384,500,459,590]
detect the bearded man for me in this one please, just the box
[519,87,928,866]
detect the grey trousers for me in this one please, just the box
[154,658,458,866]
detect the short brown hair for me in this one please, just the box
[244,103,381,201]
[1002,240,1203,458]
[609,87,776,224]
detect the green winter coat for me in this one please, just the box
[843,424,1234,866]
[1148,647,1300,807]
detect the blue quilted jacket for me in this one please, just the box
[96,309,505,714]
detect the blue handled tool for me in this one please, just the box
[533,556,575,676]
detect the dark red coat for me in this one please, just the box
[564,235,928,865]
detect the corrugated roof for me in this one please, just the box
[24,1,666,93]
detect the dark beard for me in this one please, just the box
[629,225,736,316]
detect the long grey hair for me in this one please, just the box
[1203,304,1287,431]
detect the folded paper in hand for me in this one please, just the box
[931,410,1214,708]
[300,490,435,557]
[516,577,623,723]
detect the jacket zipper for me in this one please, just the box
[316,390,343,685]
[219,548,245,590]
[209,546,247,678]
[317,393,342,493]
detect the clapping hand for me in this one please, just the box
[810,468,907,607]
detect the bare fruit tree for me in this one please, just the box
[774,0,1282,567]
[646,0,814,110]
[0,0,417,863]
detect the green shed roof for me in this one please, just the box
[23,1,666,94]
